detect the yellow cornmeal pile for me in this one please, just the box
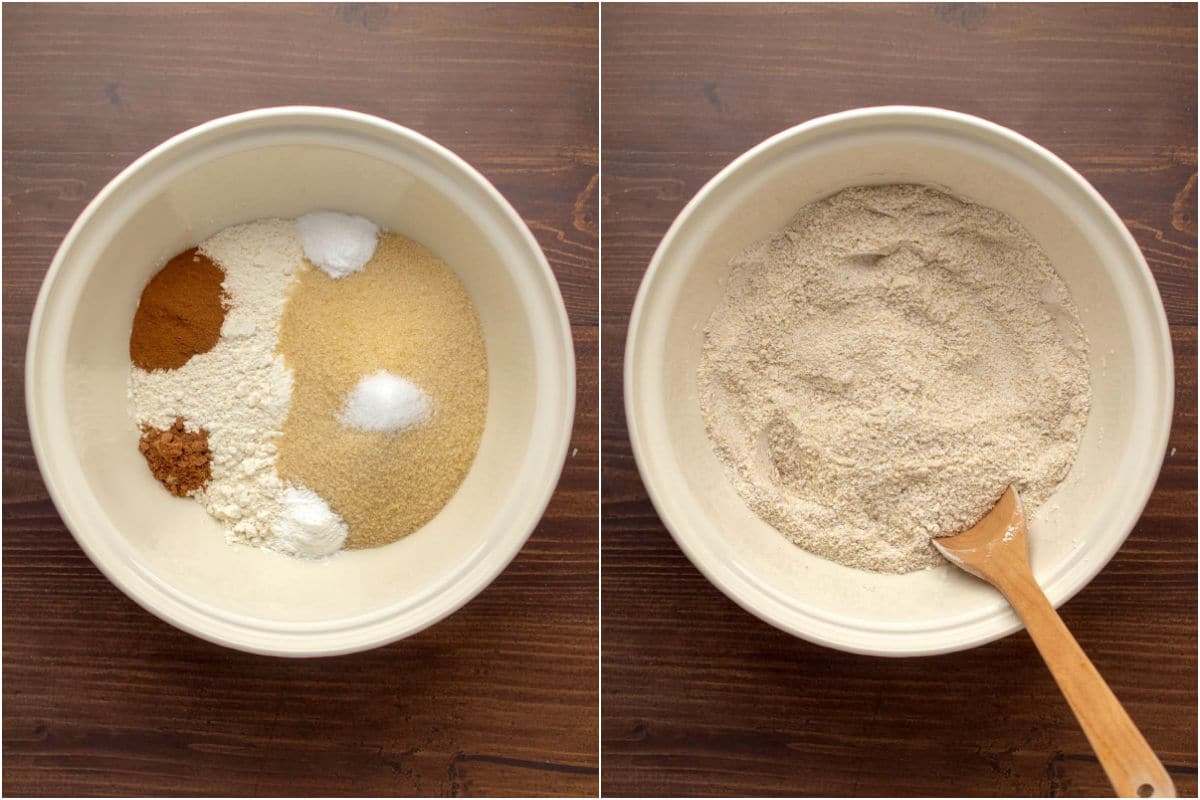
[275,232,487,548]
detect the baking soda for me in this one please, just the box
[295,211,379,279]
[271,486,349,558]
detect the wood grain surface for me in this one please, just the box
[601,4,1197,797]
[2,4,597,797]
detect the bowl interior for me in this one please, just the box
[29,111,573,654]
[627,109,1171,656]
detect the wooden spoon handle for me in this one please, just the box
[998,574,1176,798]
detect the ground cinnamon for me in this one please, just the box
[139,417,212,497]
[130,248,226,370]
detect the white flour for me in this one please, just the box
[129,220,301,545]
[698,185,1091,573]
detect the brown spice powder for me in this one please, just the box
[130,248,226,371]
[139,417,212,497]
[275,232,487,549]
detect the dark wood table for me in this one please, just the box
[3,4,597,797]
[601,4,1196,797]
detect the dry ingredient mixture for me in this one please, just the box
[697,184,1091,573]
[127,213,487,559]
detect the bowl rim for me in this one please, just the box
[26,106,576,657]
[624,105,1174,657]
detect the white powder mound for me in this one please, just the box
[337,371,433,433]
[294,211,379,279]
[128,220,302,545]
[270,486,348,558]
[697,185,1091,574]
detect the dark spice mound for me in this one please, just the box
[138,417,212,497]
[129,248,227,371]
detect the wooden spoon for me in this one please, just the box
[934,486,1176,798]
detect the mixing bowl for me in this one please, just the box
[27,107,575,656]
[625,106,1173,656]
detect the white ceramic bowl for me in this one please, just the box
[626,106,1173,657]
[27,107,575,656]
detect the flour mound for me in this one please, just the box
[697,185,1091,574]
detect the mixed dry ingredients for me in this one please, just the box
[128,212,487,558]
[698,185,1092,573]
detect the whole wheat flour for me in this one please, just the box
[697,184,1091,573]
[128,220,301,545]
